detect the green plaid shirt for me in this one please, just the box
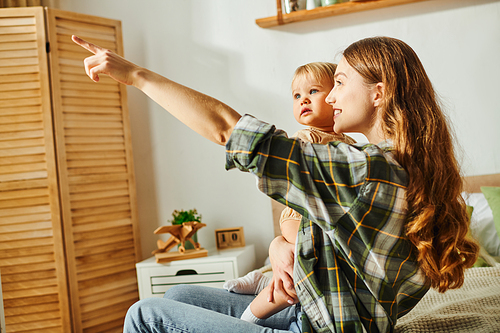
[226,115,430,333]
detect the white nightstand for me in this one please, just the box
[136,244,256,299]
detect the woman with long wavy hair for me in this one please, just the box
[73,35,479,333]
[338,37,479,293]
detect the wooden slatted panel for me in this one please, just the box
[0,7,71,333]
[46,8,140,333]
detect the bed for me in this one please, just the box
[268,173,500,332]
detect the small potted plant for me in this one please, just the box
[169,209,202,250]
[170,208,202,225]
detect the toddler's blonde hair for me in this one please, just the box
[291,62,337,89]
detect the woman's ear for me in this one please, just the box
[373,82,384,108]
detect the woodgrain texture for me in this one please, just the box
[256,0,431,28]
[463,173,500,194]
[46,8,140,333]
[0,7,140,333]
[0,7,71,333]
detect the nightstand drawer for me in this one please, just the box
[150,262,234,295]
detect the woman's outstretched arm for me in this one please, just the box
[72,35,241,146]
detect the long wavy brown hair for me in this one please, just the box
[343,37,479,292]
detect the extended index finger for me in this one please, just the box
[72,35,103,54]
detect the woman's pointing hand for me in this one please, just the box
[72,35,139,86]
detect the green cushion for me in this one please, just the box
[480,186,500,238]
[466,205,474,221]
[473,256,490,267]
[466,203,483,266]
[465,204,488,267]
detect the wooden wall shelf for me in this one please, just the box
[256,0,430,28]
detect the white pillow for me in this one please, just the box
[462,192,500,257]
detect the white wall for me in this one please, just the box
[58,0,500,264]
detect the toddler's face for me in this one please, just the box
[292,74,335,132]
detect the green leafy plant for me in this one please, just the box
[169,209,202,225]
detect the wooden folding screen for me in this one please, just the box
[47,8,141,332]
[0,7,71,332]
[0,7,140,333]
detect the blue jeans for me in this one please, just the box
[123,285,302,332]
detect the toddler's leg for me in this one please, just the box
[223,269,271,295]
[240,284,293,324]
[241,303,264,324]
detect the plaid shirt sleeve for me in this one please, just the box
[226,115,430,333]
